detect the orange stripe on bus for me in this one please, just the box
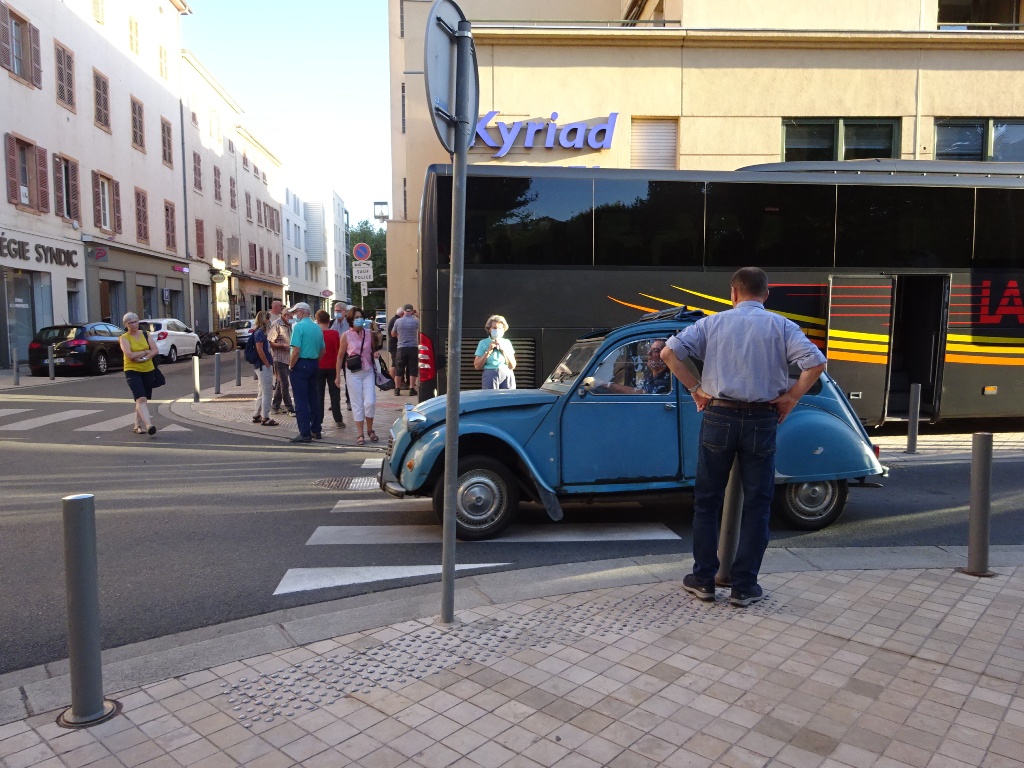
[828,351,889,365]
[945,353,1024,366]
[608,297,656,312]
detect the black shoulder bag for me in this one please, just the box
[345,330,366,372]
[141,330,166,388]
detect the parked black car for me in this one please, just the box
[28,323,126,376]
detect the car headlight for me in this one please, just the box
[404,403,426,433]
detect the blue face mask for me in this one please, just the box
[334,312,344,320]
[353,318,366,329]
[490,328,503,339]
[288,318,297,326]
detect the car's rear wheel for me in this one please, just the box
[432,456,519,540]
[773,479,848,530]
[91,352,108,376]
[167,345,178,363]
[194,343,203,358]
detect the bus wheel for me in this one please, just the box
[432,456,519,540]
[773,479,848,531]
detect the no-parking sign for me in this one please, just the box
[353,243,371,261]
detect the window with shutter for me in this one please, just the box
[242,152,249,169]
[248,242,257,271]
[160,118,173,166]
[67,159,79,221]
[3,9,39,87]
[52,155,77,220]
[227,139,234,155]
[245,192,252,221]
[275,253,280,277]
[93,70,110,130]
[195,219,205,258]
[192,151,202,191]
[164,200,176,250]
[112,179,122,233]
[52,154,65,217]
[630,118,678,170]
[229,176,237,209]
[131,97,145,150]
[216,228,224,259]
[55,43,75,110]
[0,4,11,73]
[213,167,221,201]
[29,21,40,88]
[257,200,263,226]
[259,247,265,273]
[134,187,148,243]
[253,163,259,178]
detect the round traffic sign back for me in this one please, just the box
[353,243,371,261]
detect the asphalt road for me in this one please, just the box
[1,360,1022,675]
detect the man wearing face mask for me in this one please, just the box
[473,314,517,389]
[391,303,420,396]
[268,307,295,415]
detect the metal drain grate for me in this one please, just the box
[214,583,790,728]
[313,476,379,491]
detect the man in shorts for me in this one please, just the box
[391,303,419,396]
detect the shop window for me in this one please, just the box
[53,154,80,221]
[192,151,202,191]
[938,0,1021,28]
[5,134,49,213]
[91,170,120,232]
[93,69,110,131]
[195,219,205,259]
[783,119,899,161]
[130,97,145,151]
[163,200,176,250]
[213,166,222,202]
[54,42,74,110]
[160,118,173,167]
[0,4,42,87]
[134,187,148,243]
[936,118,1024,161]
[229,176,237,210]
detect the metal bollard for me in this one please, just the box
[192,354,201,403]
[716,456,743,587]
[959,433,995,578]
[906,383,921,454]
[58,494,119,728]
[49,343,56,380]
[234,349,242,386]
[214,353,221,395]
[12,357,19,386]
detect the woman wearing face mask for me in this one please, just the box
[336,306,381,445]
[473,314,517,389]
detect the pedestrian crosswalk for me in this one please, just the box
[0,406,191,433]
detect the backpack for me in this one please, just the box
[244,331,260,365]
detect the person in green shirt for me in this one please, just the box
[473,314,517,389]
[287,303,325,443]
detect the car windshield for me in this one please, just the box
[229,321,250,330]
[37,327,78,342]
[138,322,161,332]
[541,340,602,393]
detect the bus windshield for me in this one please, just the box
[541,340,602,394]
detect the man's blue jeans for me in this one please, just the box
[692,405,778,593]
[289,359,319,438]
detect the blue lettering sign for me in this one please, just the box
[473,112,618,158]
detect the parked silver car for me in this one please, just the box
[140,318,201,363]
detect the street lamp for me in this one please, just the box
[373,202,389,222]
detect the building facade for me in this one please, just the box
[2,0,190,365]
[302,192,349,310]
[282,186,324,310]
[387,0,1024,309]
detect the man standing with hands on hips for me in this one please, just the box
[287,303,325,443]
[661,267,826,607]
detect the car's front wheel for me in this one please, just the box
[167,345,178,363]
[773,479,848,530]
[432,456,519,540]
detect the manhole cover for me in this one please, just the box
[313,477,379,491]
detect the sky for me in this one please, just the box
[181,1,392,227]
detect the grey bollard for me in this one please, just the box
[58,494,119,728]
[906,383,921,454]
[192,354,201,403]
[12,357,19,386]
[214,352,221,395]
[235,349,242,386]
[959,433,995,578]
[49,343,56,380]
[716,456,743,587]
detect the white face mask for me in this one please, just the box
[490,327,504,339]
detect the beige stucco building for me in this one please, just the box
[387,0,1024,308]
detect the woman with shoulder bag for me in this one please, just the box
[250,311,278,426]
[336,306,380,445]
[119,312,160,435]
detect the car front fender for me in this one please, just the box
[398,423,556,497]
[776,407,883,482]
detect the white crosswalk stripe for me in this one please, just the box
[306,523,681,546]
[273,564,511,596]
[361,458,383,469]
[0,409,32,419]
[74,415,191,432]
[0,409,102,430]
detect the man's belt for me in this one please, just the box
[707,398,776,410]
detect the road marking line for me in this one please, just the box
[330,498,433,514]
[0,409,33,419]
[306,523,681,546]
[361,458,383,469]
[273,563,511,595]
[0,409,103,431]
[159,423,191,432]
[75,414,136,431]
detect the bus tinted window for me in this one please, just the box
[705,183,835,268]
[594,180,704,267]
[439,176,593,266]
[975,188,1024,266]
[836,185,974,269]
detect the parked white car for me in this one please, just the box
[140,318,201,363]
[227,319,256,347]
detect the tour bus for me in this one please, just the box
[418,160,1024,426]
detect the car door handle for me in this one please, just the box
[664,403,676,411]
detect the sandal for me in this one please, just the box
[356,435,365,445]
[252,415,262,423]
[369,430,379,443]
[261,418,279,426]
[132,426,144,434]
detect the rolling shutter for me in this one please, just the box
[630,118,678,170]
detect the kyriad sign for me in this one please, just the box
[474,111,618,158]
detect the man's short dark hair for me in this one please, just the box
[731,267,769,299]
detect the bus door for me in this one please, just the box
[886,274,950,421]
[826,276,895,425]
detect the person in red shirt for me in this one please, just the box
[315,310,345,435]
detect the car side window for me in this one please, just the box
[591,338,673,396]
